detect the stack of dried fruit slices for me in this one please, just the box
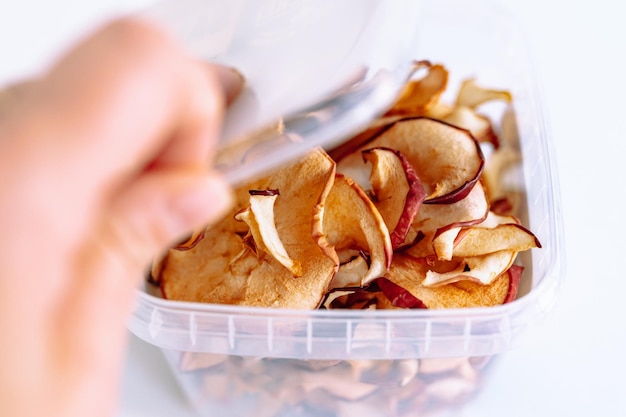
[149,60,540,311]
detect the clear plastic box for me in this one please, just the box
[128,0,564,416]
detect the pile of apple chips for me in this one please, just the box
[150,61,540,310]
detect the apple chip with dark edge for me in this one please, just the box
[329,254,370,290]
[337,117,484,204]
[362,147,427,249]
[404,181,489,259]
[320,174,393,287]
[158,148,337,309]
[446,211,542,258]
[440,106,500,148]
[422,250,518,286]
[383,254,514,308]
[154,61,540,312]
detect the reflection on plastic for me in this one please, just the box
[142,0,422,184]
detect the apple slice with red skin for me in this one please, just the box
[328,62,448,162]
[323,287,395,310]
[337,117,484,204]
[381,253,515,308]
[375,277,427,309]
[448,211,542,258]
[374,263,523,308]
[363,147,427,249]
[430,209,539,261]
[404,181,489,259]
[422,250,518,286]
[503,265,523,303]
[319,174,392,287]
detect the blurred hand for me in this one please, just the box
[0,18,242,417]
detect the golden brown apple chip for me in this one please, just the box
[384,254,512,308]
[337,118,484,204]
[421,250,517,286]
[159,148,337,309]
[449,212,541,258]
[363,147,427,249]
[455,78,512,109]
[405,182,489,259]
[386,62,449,117]
[234,190,303,277]
[321,174,392,287]
[440,106,500,148]
[328,255,370,290]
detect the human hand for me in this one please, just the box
[0,18,242,417]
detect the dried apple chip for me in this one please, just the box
[383,254,513,308]
[159,148,337,309]
[153,60,541,312]
[329,254,369,289]
[386,62,449,117]
[450,212,541,258]
[321,174,392,287]
[405,181,489,259]
[421,250,517,286]
[363,147,426,249]
[455,78,512,109]
[440,106,500,148]
[234,189,303,277]
[337,118,484,204]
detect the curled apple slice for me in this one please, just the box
[440,106,499,148]
[234,189,302,277]
[383,254,513,308]
[405,181,489,259]
[337,118,484,204]
[421,250,517,286]
[482,145,523,211]
[386,62,449,117]
[159,148,337,309]
[320,174,392,286]
[455,78,512,109]
[450,212,542,258]
[328,254,369,289]
[363,147,426,249]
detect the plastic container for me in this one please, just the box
[128,0,564,416]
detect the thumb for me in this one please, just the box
[102,170,233,276]
[55,170,233,385]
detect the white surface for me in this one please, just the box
[1,1,625,416]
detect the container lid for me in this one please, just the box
[142,0,422,185]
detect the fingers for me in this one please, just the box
[213,65,245,106]
[48,17,242,372]
[1,17,243,260]
[0,80,39,118]
[98,169,233,275]
[45,17,243,279]
[59,170,233,358]
[0,18,245,331]
[10,17,242,204]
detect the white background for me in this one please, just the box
[1,1,625,416]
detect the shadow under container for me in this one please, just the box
[128,0,564,416]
